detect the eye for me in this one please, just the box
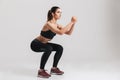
[57,11,62,13]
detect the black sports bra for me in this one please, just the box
[40,30,56,39]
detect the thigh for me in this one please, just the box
[31,39,52,52]
[47,42,63,51]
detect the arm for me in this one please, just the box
[47,21,74,35]
[47,16,77,35]
[64,16,77,35]
[65,23,75,35]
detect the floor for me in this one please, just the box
[0,59,120,80]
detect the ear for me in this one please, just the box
[52,13,54,17]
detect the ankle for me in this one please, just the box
[51,67,57,69]
[39,69,45,72]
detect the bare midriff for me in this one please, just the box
[36,35,51,43]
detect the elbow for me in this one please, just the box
[54,29,65,35]
[58,32,64,35]
[66,33,71,35]
[65,31,72,35]
[56,31,64,35]
[67,33,71,35]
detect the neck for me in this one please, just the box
[50,18,57,24]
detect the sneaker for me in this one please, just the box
[37,70,51,78]
[50,67,64,75]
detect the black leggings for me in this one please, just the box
[30,39,63,69]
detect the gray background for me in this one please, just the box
[0,0,120,80]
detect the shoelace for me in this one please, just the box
[39,70,50,76]
[52,68,62,72]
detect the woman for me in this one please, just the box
[30,6,77,78]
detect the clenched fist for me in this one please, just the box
[71,16,77,23]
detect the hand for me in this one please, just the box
[71,16,77,23]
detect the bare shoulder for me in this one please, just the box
[46,21,57,28]
[41,23,49,31]
[46,21,51,25]
[45,22,53,29]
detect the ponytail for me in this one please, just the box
[47,10,53,21]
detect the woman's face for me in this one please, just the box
[53,8,62,20]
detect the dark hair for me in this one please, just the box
[47,6,60,21]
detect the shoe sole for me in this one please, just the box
[50,72,64,75]
[37,75,50,78]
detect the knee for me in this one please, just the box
[57,45,64,52]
